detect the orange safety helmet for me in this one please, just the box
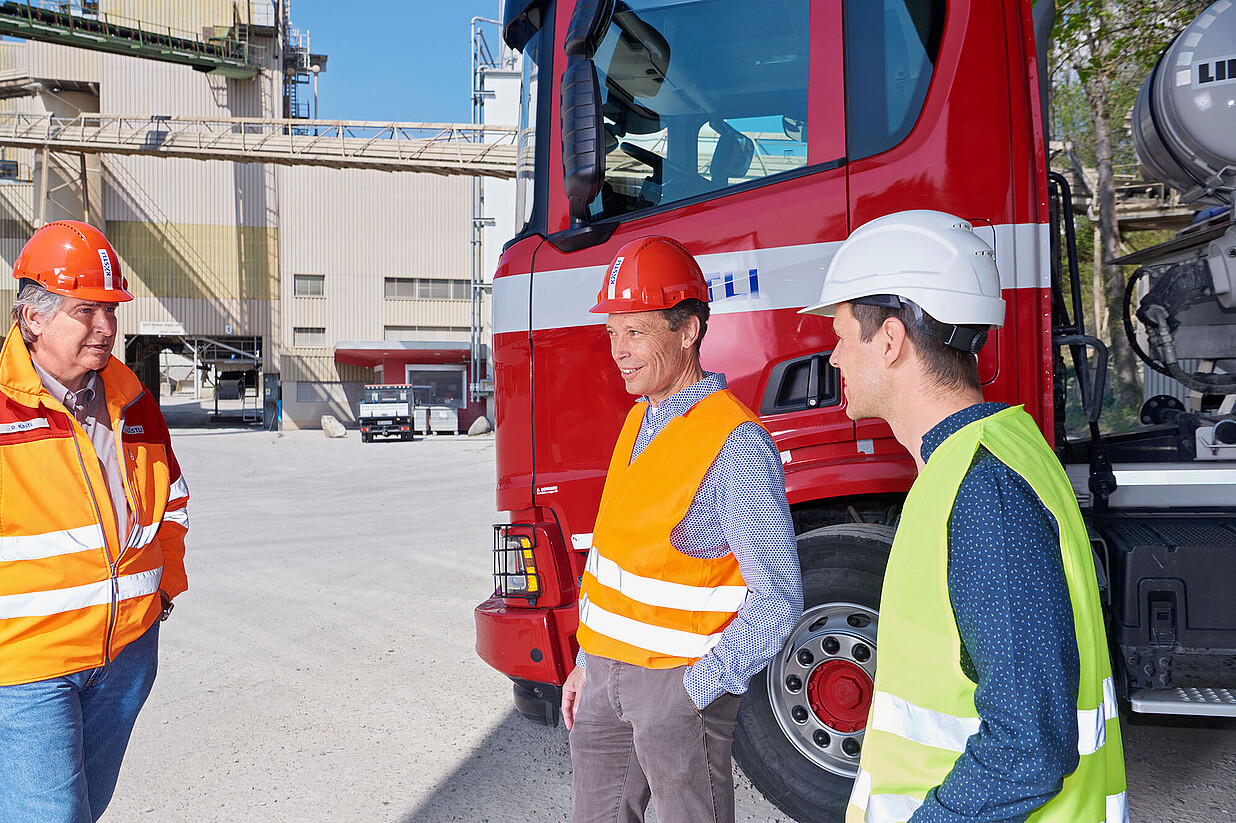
[12,220,133,303]
[589,235,710,314]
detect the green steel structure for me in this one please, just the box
[0,1,264,79]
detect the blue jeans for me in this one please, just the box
[0,620,159,823]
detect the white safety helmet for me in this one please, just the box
[801,210,1006,351]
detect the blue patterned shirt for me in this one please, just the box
[577,372,803,709]
[912,403,1081,823]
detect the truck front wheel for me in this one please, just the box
[732,523,893,823]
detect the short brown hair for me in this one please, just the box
[850,301,980,393]
[663,298,709,352]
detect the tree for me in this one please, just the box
[1052,0,1210,406]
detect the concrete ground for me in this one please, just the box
[105,427,1236,822]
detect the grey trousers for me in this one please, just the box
[570,654,743,823]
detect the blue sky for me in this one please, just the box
[288,0,506,124]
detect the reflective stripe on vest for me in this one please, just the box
[579,592,725,660]
[577,390,760,668]
[0,566,163,619]
[0,523,106,562]
[868,676,1119,756]
[848,406,1126,823]
[584,547,749,613]
[850,769,1130,823]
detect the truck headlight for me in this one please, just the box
[494,525,540,603]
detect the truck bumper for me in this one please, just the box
[474,595,575,685]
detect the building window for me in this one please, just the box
[294,274,325,296]
[293,327,327,347]
[384,325,471,343]
[384,277,470,300]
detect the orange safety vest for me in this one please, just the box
[577,389,760,669]
[0,323,189,686]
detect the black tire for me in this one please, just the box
[361,432,372,443]
[733,523,893,823]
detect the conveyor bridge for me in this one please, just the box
[0,0,264,79]
[0,112,518,177]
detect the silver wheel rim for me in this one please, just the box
[766,601,878,777]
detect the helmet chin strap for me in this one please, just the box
[915,309,989,355]
[851,294,991,354]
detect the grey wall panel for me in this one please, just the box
[291,296,326,328]
[118,297,273,338]
[278,166,470,346]
[103,155,276,228]
[381,300,471,328]
[27,43,100,85]
[0,41,27,73]
[100,52,279,118]
[278,166,470,278]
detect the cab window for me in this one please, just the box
[586,0,810,221]
[844,0,944,160]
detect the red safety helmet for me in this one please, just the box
[589,235,710,313]
[13,220,133,303]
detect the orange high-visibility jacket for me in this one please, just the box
[577,390,758,669]
[0,323,188,686]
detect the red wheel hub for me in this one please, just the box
[806,659,873,733]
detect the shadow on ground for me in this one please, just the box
[400,709,572,823]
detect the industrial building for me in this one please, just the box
[0,0,519,430]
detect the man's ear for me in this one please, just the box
[21,305,46,338]
[880,316,909,366]
[680,315,701,350]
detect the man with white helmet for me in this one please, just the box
[803,211,1126,823]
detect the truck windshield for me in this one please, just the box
[514,22,544,236]
[585,0,810,221]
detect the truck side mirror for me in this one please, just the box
[503,0,552,51]
[564,0,615,58]
[710,119,755,186]
[561,55,605,225]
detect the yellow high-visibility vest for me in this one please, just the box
[848,406,1126,823]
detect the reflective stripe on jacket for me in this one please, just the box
[577,389,759,669]
[0,323,188,686]
[848,406,1126,823]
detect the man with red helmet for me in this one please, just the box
[0,221,189,823]
[562,236,802,823]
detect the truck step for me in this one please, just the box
[1130,687,1236,717]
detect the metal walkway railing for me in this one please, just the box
[0,113,519,177]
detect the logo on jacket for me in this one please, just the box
[0,418,50,434]
[123,424,144,435]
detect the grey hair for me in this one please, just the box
[11,281,65,344]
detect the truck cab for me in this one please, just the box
[476,0,1236,819]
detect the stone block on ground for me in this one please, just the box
[320,415,347,438]
[468,416,493,436]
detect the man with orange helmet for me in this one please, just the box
[0,221,189,823]
[562,235,802,823]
